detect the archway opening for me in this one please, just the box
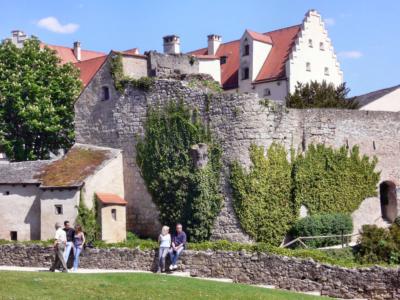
[379,180,398,223]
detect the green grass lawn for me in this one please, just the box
[0,271,326,300]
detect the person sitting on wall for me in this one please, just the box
[157,225,171,273]
[169,223,187,271]
[63,220,75,268]
[49,222,68,272]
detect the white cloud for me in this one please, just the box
[324,18,335,26]
[338,51,363,59]
[37,17,79,34]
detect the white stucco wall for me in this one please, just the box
[82,150,124,209]
[252,40,272,80]
[0,184,41,241]
[40,189,80,240]
[287,11,343,94]
[360,88,400,112]
[99,204,127,243]
[253,80,288,103]
[122,56,148,79]
[198,59,221,83]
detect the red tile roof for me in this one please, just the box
[74,55,107,87]
[246,29,273,44]
[96,192,128,205]
[42,43,105,64]
[188,25,301,89]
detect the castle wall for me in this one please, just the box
[148,51,199,77]
[75,62,400,241]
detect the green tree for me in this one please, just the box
[286,80,358,109]
[0,38,81,161]
[230,143,295,245]
[136,101,222,242]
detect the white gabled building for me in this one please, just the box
[189,10,343,103]
[355,85,400,112]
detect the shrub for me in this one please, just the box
[357,224,400,264]
[136,101,222,242]
[230,143,295,245]
[286,80,358,109]
[76,193,100,243]
[293,144,379,215]
[291,213,353,248]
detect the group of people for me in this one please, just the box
[157,223,187,273]
[49,221,85,273]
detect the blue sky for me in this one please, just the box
[1,0,399,95]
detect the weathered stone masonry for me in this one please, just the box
[1,244,399,299]
[74,56,400,241]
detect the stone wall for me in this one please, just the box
[1,244,399,299]
[74,60,400,242]
[148,51,199,77]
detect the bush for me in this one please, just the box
[286,80,358,109]
[76,193,100,243]
[291,213,353,248]
[356,224,400,264]
[293,144,380,214]
[230,143,295,245]
[136,101,222,242]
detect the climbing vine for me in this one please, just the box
[136,101,222,242]
[230,143,380,245]
[110,53,154,93]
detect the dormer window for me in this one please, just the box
[263,88,271,97]
[220,56,227,65]
[324,67,329,76]
[308,39,313,48]
[320,42,325,51]
[243,43,250,56]
[241,67,249,80]
[101,86,110,101]
[306,62,311,72]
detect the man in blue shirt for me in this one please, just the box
[169,223,186,271]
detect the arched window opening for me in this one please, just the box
[380,181,398,223]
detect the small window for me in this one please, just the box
[3,191,10,196]
[10,231,17,241]
[241,67,249,80]
[320,42,325,51]
[55,205,63,215]
[243,44,250,56]
[308,39,313,48]
[111,209,117,221]
[306,62,311,72]
[324,67,329,76]
[220,56,227,65]
[263,88,271,97]
[101,86,110,101]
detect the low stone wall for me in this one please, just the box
[0,244,399,299]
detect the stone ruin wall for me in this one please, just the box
[74,57,400,241]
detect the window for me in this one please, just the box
[324,67,329,76]
[220,56,227,65]
[306,62,311,72]
[308,39,313,48]
[241,67,249,80]
[320,42,325,51]
[263,88,271,97]
[55,205,63,215]
[3,191,10,196]
[111,209,117,221]
[243,44,250,56]
[101,86,110,101]
[10,231,17,241]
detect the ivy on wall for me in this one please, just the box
[136,101,222,242]
[230,143,379,245]
[110,53,154,93]
[230,144,295,245]
[76,192,100,243]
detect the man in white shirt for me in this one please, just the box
[49,222,68,272]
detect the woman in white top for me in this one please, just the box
[157,226,171,273]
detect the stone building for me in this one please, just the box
[0,144,126,242]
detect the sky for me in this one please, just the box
[0,0,399,96]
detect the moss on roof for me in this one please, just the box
[39,147,109,187]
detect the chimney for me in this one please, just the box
[163,35,180,54]
[11,30,27,48]
[73,41,81,61]
[207,34,221,55]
